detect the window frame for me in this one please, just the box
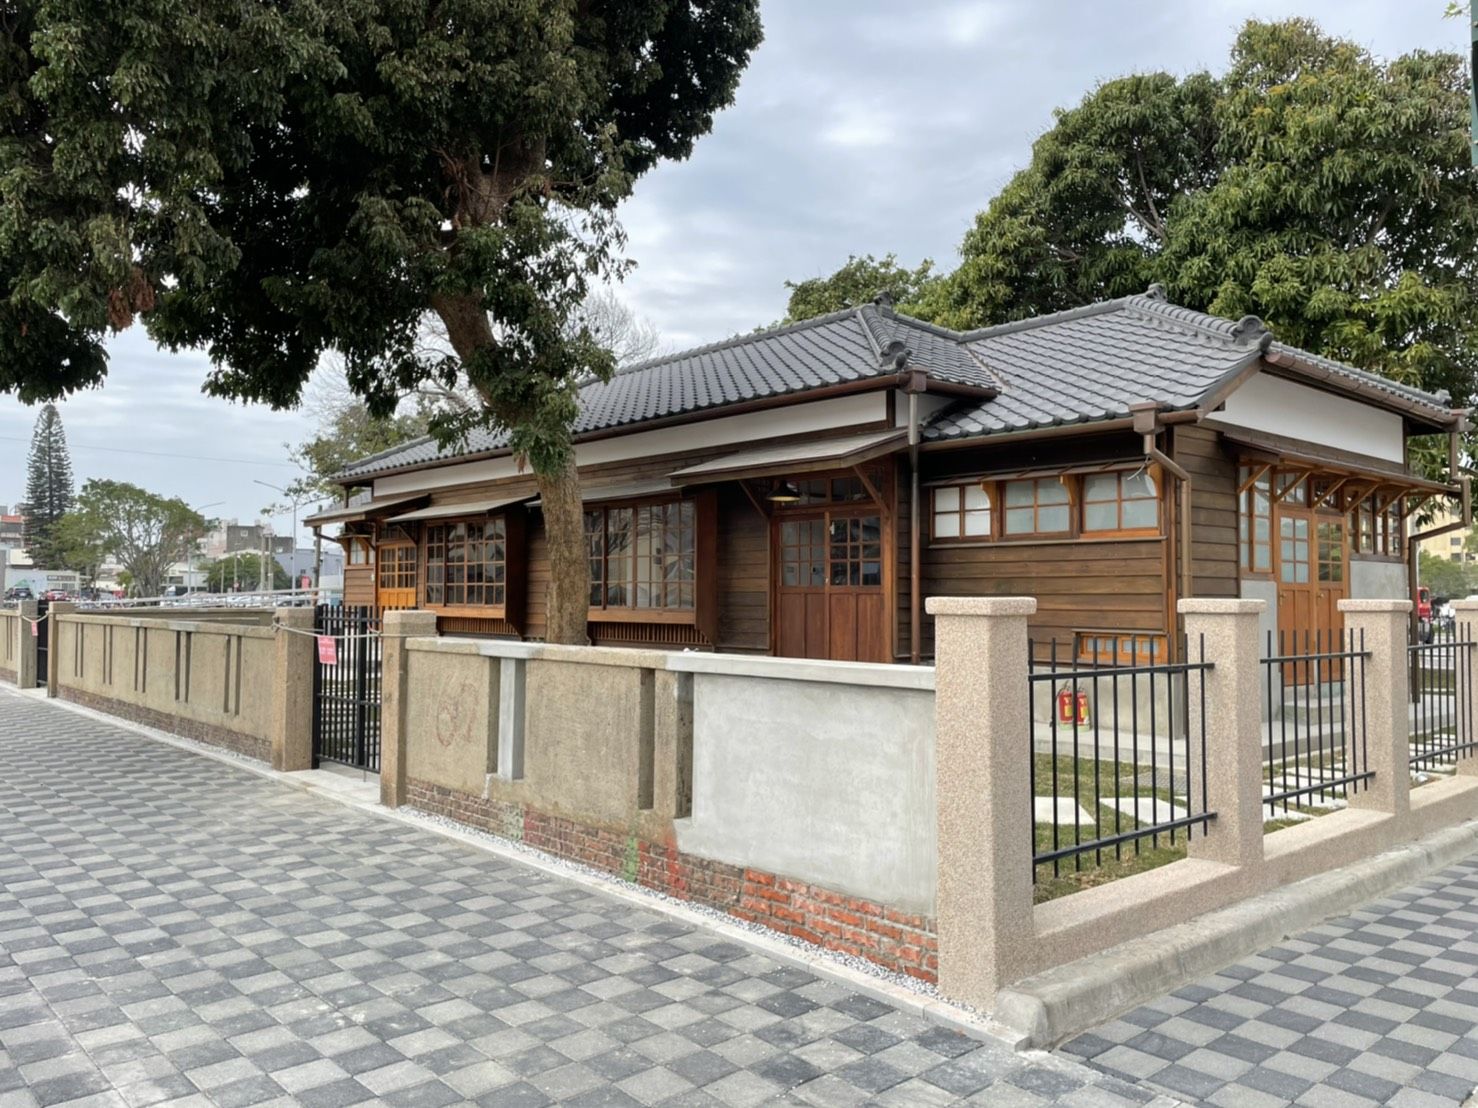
[421,516,509,611]
[1001,476,1073,539]
[1238,466,1273,576]
[1075,631,1168,667]
[585,496,699,622]
[376,541,417,594]
[929,481,993,542]
[1079,468,1162,538]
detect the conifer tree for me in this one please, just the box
[20,403,73,566]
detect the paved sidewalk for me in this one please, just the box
[0,692,1157,1107]
[1066,856,1478,1107]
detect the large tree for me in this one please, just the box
[0,2,761,643]
[20,403,74,566]
[62,481,206,598]
[906,20,1476,426]
[781,254,939,323]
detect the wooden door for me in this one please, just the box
[774,510,887,663]
[376,543,418,610]
[1276,508,1346,678]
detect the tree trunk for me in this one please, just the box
[535,457,589,645]
[434,291,589,647]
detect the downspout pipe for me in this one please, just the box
[906,381,923,665]
[1130,402,1192,619]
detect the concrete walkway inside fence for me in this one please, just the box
[0,690,1163,1108]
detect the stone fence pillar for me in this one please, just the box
[1339,599,1412,822]
[1450,599,1478,778]
[16,600,39,689]
[1181,599,1267,871]
[45,602,76,698]
[271,606,316,772]
[926,595,1036,1011]
[381,610,439,808]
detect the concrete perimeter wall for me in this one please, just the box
[51,612,284,762]
[394,632,939,980]
[0,608,19,684]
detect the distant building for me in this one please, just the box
[203,520,295,559]
[0,513,24,549]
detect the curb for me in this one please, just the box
[12,688,1040,1056]
[995,819,1478,1048]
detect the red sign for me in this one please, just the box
[317,635,337,666]
[29,621,37,638]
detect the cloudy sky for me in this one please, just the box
[0,0,1463,546]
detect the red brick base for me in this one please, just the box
[405,779,937,981]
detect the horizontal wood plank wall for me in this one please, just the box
[716,485,768,653]
[1174,424,1240,600]
[921,539,1167,655]
[343,566,376,607]
[915,432,1169,657]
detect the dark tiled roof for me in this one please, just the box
[333,291,1456,480]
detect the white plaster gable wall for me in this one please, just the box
[1215,373,1405,464]
[372,391,889,496]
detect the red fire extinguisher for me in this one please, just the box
[1076,691,1090,726]
[1056,688,1075,724]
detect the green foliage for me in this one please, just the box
[1419,549,1472,599]
[0,1,762,475]
[21,403,74,567]
[782,254,939,323]
[292,396,431,503]
[61,480,206,598]
[911,19,1478,429]
[51,511,105,587]
[202,552,288,592]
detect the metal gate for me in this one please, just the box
[311,605,383,771]
[34,600,49,688]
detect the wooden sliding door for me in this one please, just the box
[775,509,886,662]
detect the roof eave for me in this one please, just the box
[330,374,911,486]
[1261,348,1460,432]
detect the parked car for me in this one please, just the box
[3,586,33,602]
[43,589,70,602]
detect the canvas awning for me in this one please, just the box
[668,429,908,487]
[303,493,427,528]
[1214,426,1456,497]
[385,494,531,523]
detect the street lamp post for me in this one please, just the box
[253,480,318,594]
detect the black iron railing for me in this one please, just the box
[1261,629,1370,818]
[1410,622,1476,773]
[312,605,383,771]
[1027,636,1213,883]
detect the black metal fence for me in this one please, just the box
[1409,622,1476,773]
[312,605,383,771]
[34,600,48,688]
[1261,629,1370,818]
[1027,636,1213,884]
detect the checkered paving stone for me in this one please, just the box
[1066,854,1478,1106]
[0,693,1166,1107]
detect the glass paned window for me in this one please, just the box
[1239,467,1272,573]
[932,483,991,540]
[377,544,416,600]
[1082,470,1159,534]
[587,499,696,611]
[1003,478,1070,536]
[828,515,883,587]
[424,518,506,607]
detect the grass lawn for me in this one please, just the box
[1032,752,1333,903]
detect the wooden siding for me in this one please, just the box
[343,566,376,607]
[1174,424,1240,600]
[914,431,1170,657]
[716,485,768,653]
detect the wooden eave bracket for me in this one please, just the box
[1237,462,1272,496]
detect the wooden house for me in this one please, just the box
[310,287,1467,664]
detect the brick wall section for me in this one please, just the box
[406,778,938,981]
[58,687,270,764]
